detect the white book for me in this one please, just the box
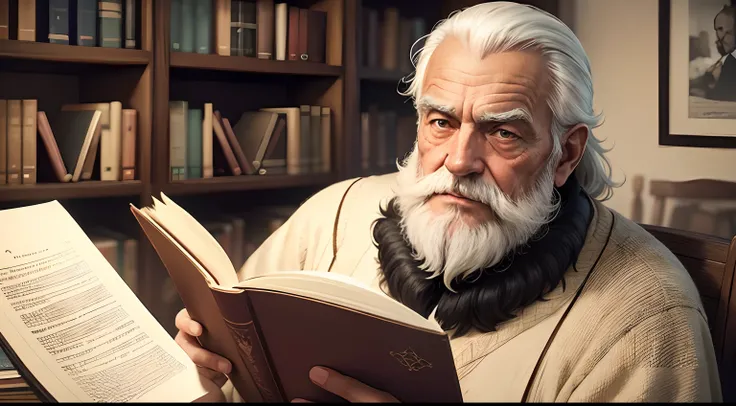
[0,202,214,402]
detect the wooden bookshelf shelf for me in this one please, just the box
[170,52,343,76]
[0,181,144,202]
[162,174,338,196]
[358,67,412,82]
[0,40,151,65]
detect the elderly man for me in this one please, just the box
[176,2,722,402]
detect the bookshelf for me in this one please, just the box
[0,0,561,337]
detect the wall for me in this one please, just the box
[565,0,736,225]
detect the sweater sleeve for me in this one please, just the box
[568,305,722,402]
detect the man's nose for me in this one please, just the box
[443,125,485,177]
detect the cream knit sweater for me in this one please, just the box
[219,173,722,402]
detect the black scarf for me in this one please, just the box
[372,176,593,337]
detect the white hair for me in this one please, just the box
[400,1,618,200]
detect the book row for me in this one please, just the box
[362,7,427,72]
[171,0,327,63]
[0,0,137,49]
[169,101,331,181]
[360,107,417,173]
[0,99,137,185]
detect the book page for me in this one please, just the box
[0,201,210,402]
[238,271,443,333]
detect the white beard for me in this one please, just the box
[393,146,561,291]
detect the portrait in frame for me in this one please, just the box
[659,0,736,148]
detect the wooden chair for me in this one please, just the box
[641,224,736,399]
[648,178,736,238]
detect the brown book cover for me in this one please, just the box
[212,112,242,176]
[219,113,256,175]
[0,0,9,39]
[256,0,274,59]
[381,8,399,71]
[21,99,36,184]
[298,8,308,61]
[365,8,379,68]
[215,0,231,56]
[36,111,72,183]
[6,100,21,185]
[0,100,6,184]
[130,196,463,404]
[287,6,299,61]
[306,10,326,63]
[121,109,137,180]
[17,0,34,41]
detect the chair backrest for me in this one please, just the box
[642,224,736,379]
[647,178,736,227]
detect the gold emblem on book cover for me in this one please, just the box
[390,348,432,372]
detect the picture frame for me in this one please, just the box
[658,0,736,149]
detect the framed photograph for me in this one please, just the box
[659,0,736,148]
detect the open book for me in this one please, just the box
[130,194,462,403]
[0,201,214,402]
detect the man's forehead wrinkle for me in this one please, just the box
[428,67,542,87]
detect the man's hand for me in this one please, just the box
[174,308,232,387]
[291,367,400,403]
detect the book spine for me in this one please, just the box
[255,0,273,60]
[21,99,37,185]
[202,103,214,178]
[210,288,283,402]
[0,100,6,184]
[320,107,330,173]
[194,0,212,54]
[187,108,203,178]
[6,100,21,185]
[229,0,242,56]
[170,0,182,51]
[297,8,307,60]
[124,0,134,48]
[298,105,310,173]
[215,0,230,56]
[0,0,8,39]
[306,10,325,63]
[76,0,97,46]
[274,2,286,60]
[287,6,298,61]
[121,109,137,180]
[98,0,122,48]
[180,0,194,52]
[17,0,35,41]
[48,0,69,44]
[169,101,188,181]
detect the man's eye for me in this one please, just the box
[497,129,518,139]
[431,119,450,129]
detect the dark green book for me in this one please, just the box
[180,0,194,52]
[75,0,98,46]
[187,109,203,178]
[170,0,182,51]
[194,0,212,54]
[98,0,122,48]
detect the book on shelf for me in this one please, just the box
[0,201,215,402]
[0,99,137,186]
[360,106,416,173]
[170,0,327,63]
[168,101,331,181]
[129,193,463,403]
[0,0,137,49]
[361,7,427,72]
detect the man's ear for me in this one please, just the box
[554,124,588,187]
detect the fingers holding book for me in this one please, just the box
[174,308,232,386]
[291,367,400,403]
